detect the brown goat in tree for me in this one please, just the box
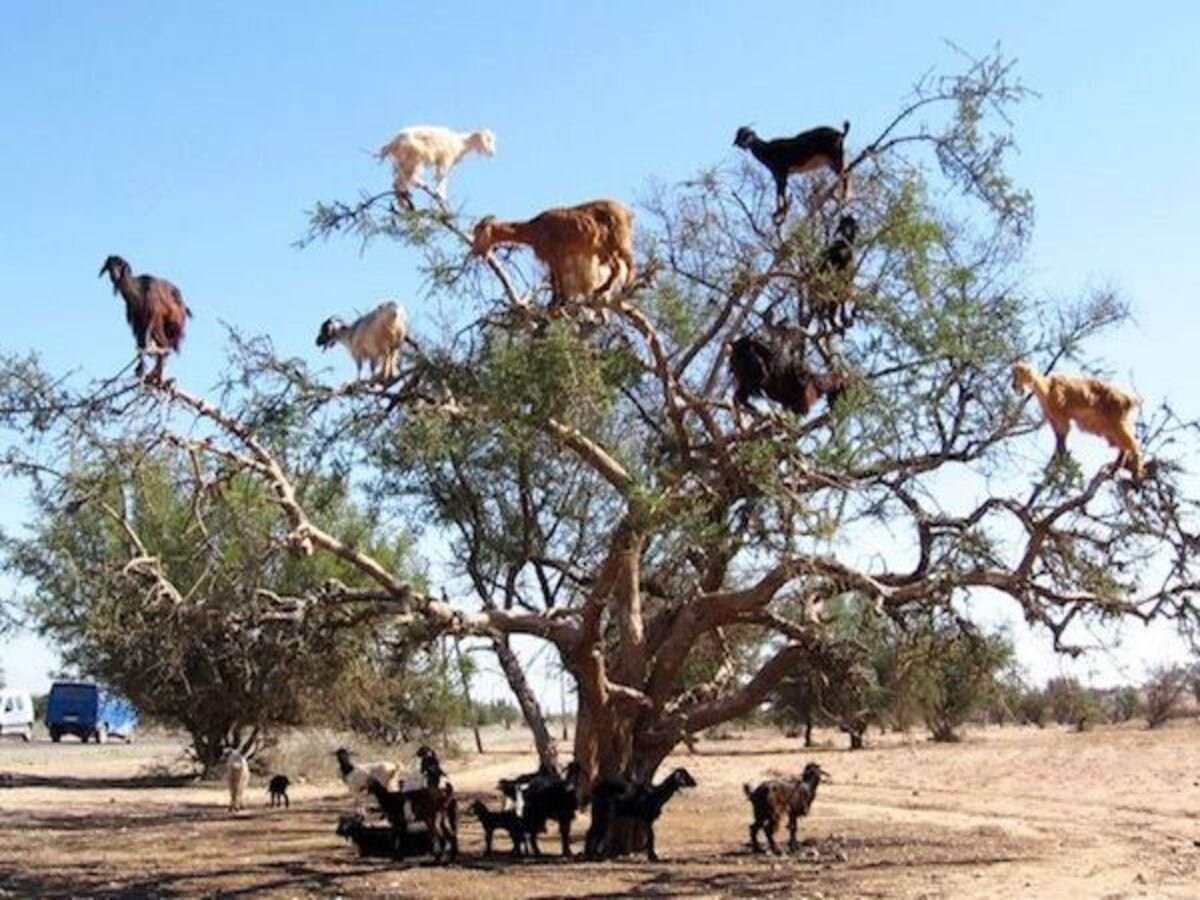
[1011,361,1144,480]
[98,255,192,383]
[472,199,636,311]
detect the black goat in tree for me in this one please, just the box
[98,254,192,383]
[734,122,851,222]
[811,214,860,332]
[585,767,697,861]
[729,321,846,426]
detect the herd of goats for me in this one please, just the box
[97,119,1147,482]
[92,115,1150,864]
[216,743,833,863]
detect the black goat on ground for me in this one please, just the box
[416,745,445,787]
[98,254,192,383]
[366,777,458,862]
[729,324,846,423]
[335,813,433,859]
[744,762,830,854]
[498,761,558,812]
[734,122,851,221]
[519,761,584,857]
[585,767,697,862]
[266,774,290,808]
[469,799,528,856]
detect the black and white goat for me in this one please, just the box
[315,300,407,383]
[734,122,851,221]
[729,324,846,424]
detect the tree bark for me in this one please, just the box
[492,636,558,769]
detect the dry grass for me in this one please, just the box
[1,723,1198,898]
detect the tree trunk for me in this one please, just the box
[492,636,558,769]
[453,638,484,754]
[803,714,814,748]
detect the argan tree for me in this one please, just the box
[2,52,1198,814]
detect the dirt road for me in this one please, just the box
[0,724,1196,898]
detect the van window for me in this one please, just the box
[2,697,12,713]
[16,696,26,711]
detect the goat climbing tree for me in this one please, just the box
[2,52,1199,792]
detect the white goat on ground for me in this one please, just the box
[315,301,407,383]
[333,747,400,814]
[222,748,251,813]
[377,125,496,201]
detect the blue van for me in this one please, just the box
[45,682,137,744]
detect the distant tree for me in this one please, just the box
[1,455,417,772]
[912,619,1013,743]
[1108,686,1142,723]
[1014,686,1049,727]
[1043,677,1100,728]
[1144,665,1188,728]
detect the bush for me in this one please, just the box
[1144,666,1188,728]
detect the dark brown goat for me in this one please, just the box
[729,324,846,424]
[744,762,830,854]
[734,123,850,221]
[98,255,192,383]
[366,777,458,861]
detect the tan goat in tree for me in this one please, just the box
[472,199,636,310]
[1011,360,1144,480]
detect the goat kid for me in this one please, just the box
[315,300,407,384]
[1011,361,1144,480]
[469,799,528,857]
[734,122,851,221]
[744,761,830,854]
[267,774,290,808]
[98,254,192,384]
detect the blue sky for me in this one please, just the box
[1,2,1197,696]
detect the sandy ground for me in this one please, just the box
[0,723,1197,899]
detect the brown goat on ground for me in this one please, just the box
[472,199,636,310]
[98,255,192,383]
[1011,361,1144,480]
[366,777,458,862]
[744,762,830,854]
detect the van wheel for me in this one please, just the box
[21,729,31,743]
[49,729,61,743]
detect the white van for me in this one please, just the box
[0,689,34,742]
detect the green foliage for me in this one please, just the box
[910,618,1014,742]
[1,454,422,772]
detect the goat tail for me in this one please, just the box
[842,120,851,137]
[743,782,755,800]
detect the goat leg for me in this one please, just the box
[645,824,658,862]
